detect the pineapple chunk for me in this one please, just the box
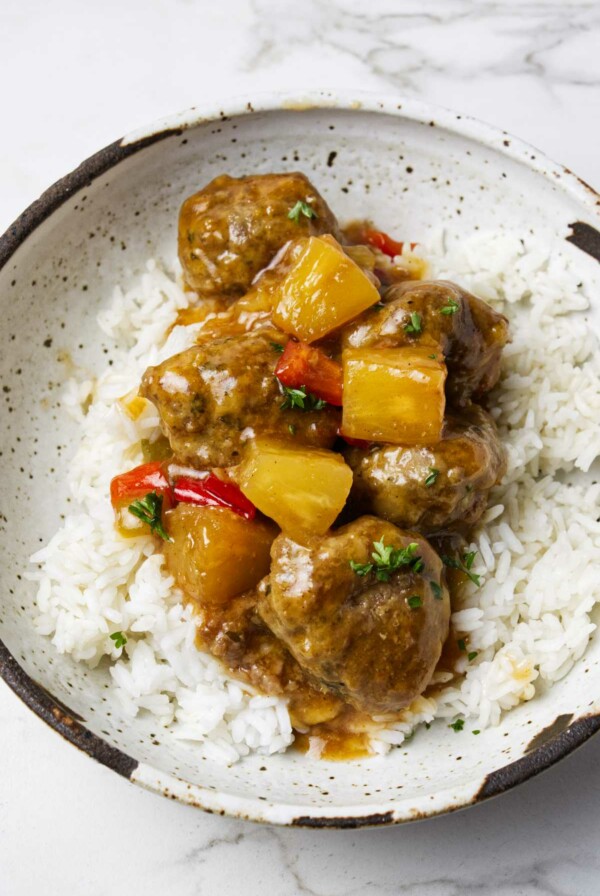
[164,505,277,606]
[118,389,153,421]
[272,235,380,342]
[342,346,447,444]
[236,438,353,541]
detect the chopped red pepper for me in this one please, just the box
[337,428,372,450]
[275,340,343,406]
[173,473,256,521]
[110,461,173,509]
[363,229,416,259]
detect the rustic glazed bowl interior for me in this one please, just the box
[1,92,599,826]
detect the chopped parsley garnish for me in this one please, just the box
[270,341,285,353]
[288,200,317,223]
[472,729,481,735]
[457,638,467,652]
[430,580,443,600]
[424,468,439,488]
[407,594,423,609]
[279,383,327,412]
[463,550,477,570]
[288,423,296,435]
[440,297,459,315]
[442,550,481,587]
[468,651,478,662]
[428,353,437,359]
[449,718,464,732]
[128,492,172,542]
[350,539,423,583]
[404,311,422,335]
[110,631,127,649]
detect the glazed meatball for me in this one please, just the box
[343,405,506,533]
[140,329,340,468]
[343,280,509,404]
[178,172,340,298]
[258,517,450,714]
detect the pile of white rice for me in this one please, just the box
[28,231,600,763]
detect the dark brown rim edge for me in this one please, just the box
[0,126,185,779]
[0,127,182,273]
[0,104,599,825]
[477,713,600,800]
[0,640,138,777]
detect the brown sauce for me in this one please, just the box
[190,571,466,759]
[192,589,401,759]
[173,521,476,759]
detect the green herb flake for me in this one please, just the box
[441,551,481,587]
[449,718,464,732]
[110,631,127,649]
[440,297,460,316]
[288,423,296,436]
[424,468,439,488]
[428,353,437,359]
[404,311,422,335]
[279,383,327,412]
[270,341,285,353]
[288,200,317,223]
[373,301,386,311]
[407,594,423,609]
[472,729,481,735]
[128,492,172,542]
[349,560,373,577]
[350,538,424,583]
[468,651,478,662]
[430,580,443,600]
[463,550,477,570]
[457,638,467,652]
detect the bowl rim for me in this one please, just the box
[1,89,599,827]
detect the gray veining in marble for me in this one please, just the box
[1,0,599,893]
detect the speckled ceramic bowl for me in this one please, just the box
[1,91,599,827]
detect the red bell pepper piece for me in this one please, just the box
[337,429,372,450]
[363,229,416,259]
[110,461,173,509]
[173,473,256,521]
[275,340,343,406]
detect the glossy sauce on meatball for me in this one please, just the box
[179,172,340,298]
[344,405,506,532]
[141,328,340,468]
[343,279,509,404]
[259,517,450,715]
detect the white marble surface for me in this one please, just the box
[1,1,599,893]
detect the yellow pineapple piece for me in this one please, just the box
[236,438,353,541]
[342,346,447,444]
[164,505,277,607]
[272,235,380,342]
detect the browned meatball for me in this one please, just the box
[343,280,509,404]
[140,329,340,468]
[258,517,450,714]
[178,172,339,298]
[343,405,506,533]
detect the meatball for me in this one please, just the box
[343,405,506,533]
[258,517,450,714]
[178,172,340,298]
[343,279,509,404]
[140,329,340,468]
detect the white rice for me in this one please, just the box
[27,233,600,762]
